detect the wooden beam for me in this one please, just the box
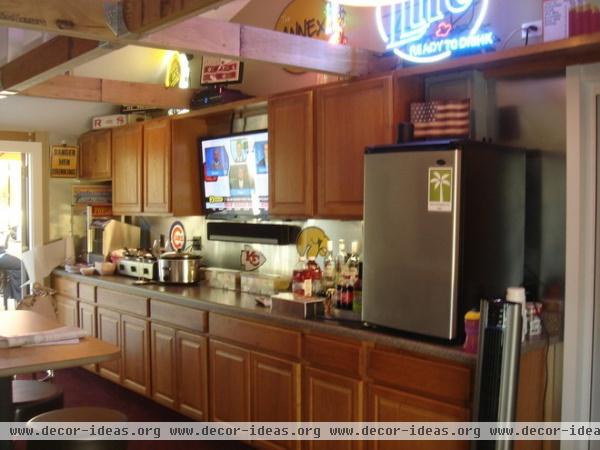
[21,74,195,109]
[138,16,381,76]
[0,1,381,76]
[0,36,113,91]
[0,0,238,40]
[0,0,116,40]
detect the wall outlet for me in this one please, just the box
[522,20,543,39]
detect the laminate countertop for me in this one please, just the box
[54,269,554,366]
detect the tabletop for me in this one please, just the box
[0,310,120,377]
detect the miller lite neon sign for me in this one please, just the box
[363,0,492,64]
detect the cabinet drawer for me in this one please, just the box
[52,276,77,298]
[209,314,301,359]
[150,300,207,333]
[303,334,363,377]
[368,348,472,406]
[78,283,96,303]
[97,288,148,317]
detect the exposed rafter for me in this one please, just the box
[0,0,384,77]
[22,74,195,109]
[0,36,115,91]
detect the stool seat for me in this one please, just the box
[27,407,128,450]
[12,380,63,422]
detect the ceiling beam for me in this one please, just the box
[0,1,383,77]
[138,16,381,76]
[0,0,236,91]
[0,36,114,91]
[0,0,239,39]
[21,74,195,109]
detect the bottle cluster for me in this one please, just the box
[292,239,363,314]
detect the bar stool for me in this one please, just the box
[12,380,64,422]
[27,407,128,450]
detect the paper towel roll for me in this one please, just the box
[21,239,67,286]
[65,235,75,265]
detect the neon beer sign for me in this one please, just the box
[373,0,492,63]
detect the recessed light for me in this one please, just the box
[0,95,7,100]
[0,90,16,96]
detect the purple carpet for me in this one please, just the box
[47,368,251,450]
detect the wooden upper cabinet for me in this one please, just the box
[316,76,394,218]
[268,90,314,218]
[143,118,171,214]
[79,129,112,180]
[112,123,143,214]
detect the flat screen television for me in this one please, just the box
[199,130,269,217]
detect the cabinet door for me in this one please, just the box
[79,132,94,179]
[268,90,314,218]
[210,339,251,423]
[177,330,208,420]
[112,123,143,214]
[121,314,151,396]
[143,118,171,213]
[78,302,97,372]
[252,352,301,450]
[368,384,469,450]
[303,367,364,450]
[316,76,393,218]
[97,307,121,383]
[55,295,78,328]
[91,129,112,179]
[151,323,177,408]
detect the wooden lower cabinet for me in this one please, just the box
[151,323,177,408]
[210,339,252,423]
[121,314,151,396]
[177,330,209,420]
[252,353,301,450]
[78,302,97,372]
[303,367,364,450]
[55,295,78,328]
[368,384,469,450]
[97,307,121,383]
[150,324,209,420]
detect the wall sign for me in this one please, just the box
[50,145,78,178]
[428,167,453,212]
[165,52,190,89]
[201,57,243,85]
[241,245,267,271]
[169,221,186,251]
[374,0,493,63]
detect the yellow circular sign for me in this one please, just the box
[275,0,332,74]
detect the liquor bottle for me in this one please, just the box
[347,241,360,283]
[335,239,347,308]
[323,240,335,291]
[307,256,322,296]
[292,256,307,296]
[352,262,363,315]
[342,274,354,310]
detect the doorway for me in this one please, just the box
[0,140,43,310]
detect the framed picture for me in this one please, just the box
[201,57,244,86]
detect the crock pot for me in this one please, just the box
[157,251,203,284]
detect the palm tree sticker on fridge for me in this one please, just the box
[428,168,453,212]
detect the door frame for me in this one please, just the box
[563,65,600,448]
[0,140,43,250]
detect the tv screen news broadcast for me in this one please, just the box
[199,130,268,216]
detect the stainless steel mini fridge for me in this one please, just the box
[362,140,526,340]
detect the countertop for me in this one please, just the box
[54,270,554,365]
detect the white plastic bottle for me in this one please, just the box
[506,286,527,342]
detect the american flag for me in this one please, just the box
[410,99,471,139]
